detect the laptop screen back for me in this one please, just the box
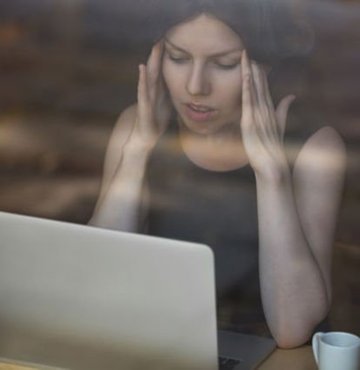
[0,211,218,370]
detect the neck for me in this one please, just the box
[178,118,249,171]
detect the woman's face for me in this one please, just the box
[162,13,245,135]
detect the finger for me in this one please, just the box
[250,61,281,154]
[251,62,277,135]
[250,61,262,104]
[276,94,296,139]
[146,41,163,89]
[248,61,283,162]
[259,66,280,140]
[137,64,150,122]
[241,51,266,154]
[251,62,268,131]
[241,50,254,129]
[258,66,274,112]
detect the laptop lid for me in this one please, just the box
[0,211,218,370]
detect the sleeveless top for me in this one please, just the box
[144,122,269,335]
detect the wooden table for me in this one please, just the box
[0,346,317,369]
[0,362,64,370]
[259,346,317,370]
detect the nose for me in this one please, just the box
[186,63,211,96]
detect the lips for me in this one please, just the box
[184,103,218,122]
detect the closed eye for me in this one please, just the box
[165,50,190,64]
[213,60,240,70]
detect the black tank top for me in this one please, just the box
[144,123,269,334]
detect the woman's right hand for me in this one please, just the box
[130,41,172,152]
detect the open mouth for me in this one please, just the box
[184,103,217,122]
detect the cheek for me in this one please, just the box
[161,62,170,88]
[230,83,243,107]
[217,75,242,109]
[162,62,182,99]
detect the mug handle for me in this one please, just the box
[312,332,324,365]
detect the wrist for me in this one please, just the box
[113,140,150,180]
[124,135,155,159]
[254,162,292,188]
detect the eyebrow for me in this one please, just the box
[164,38,242,58]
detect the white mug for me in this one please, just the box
[312,331,360,370]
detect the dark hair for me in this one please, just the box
[135,0,313,65]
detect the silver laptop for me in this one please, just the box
[0,211,275,370]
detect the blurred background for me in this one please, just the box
[0,0,359,333]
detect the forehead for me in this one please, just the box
[165,13,244,53]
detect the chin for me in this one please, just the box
[177,115,223,136]
[182,120,220,136]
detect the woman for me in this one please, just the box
[90,1,346,348]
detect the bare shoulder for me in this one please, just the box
[303,126,346,152]
[100,104,138,181]
[294,126,347,176]
[118,103,137,123]
[111,103,138,141]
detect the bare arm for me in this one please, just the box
[241,51,346,347]
[89,105,151,231]
[256,131,346,348]
[90,42,171,231]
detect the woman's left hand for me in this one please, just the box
[240,50,295,182]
